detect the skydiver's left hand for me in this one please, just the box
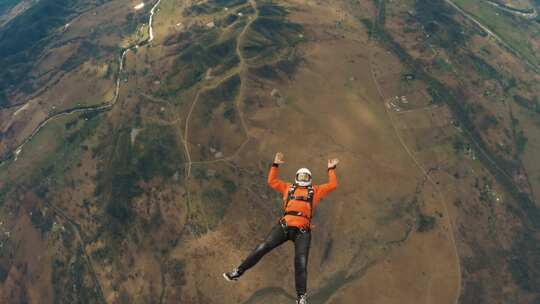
[328,158,339,169]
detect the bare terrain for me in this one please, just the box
[1,0,539,303]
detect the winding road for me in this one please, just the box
[444,0,540,74]
[182,0,257,179]
[370,1,462,303]
[0,0,163,166]
[0,1,164,303]
[485,0,538,19]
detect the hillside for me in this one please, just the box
[1,0,540,303]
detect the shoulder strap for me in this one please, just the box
[307,185,314,201]
[287,184,297,201]
[284,184,297,209]
[307,185,315,218]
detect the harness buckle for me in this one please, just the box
[299,227,307,234]
[279,218,288,229]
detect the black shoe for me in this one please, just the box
[296,293,308,304]
[223,268,242,281]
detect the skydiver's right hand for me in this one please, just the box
[274,152,285,165]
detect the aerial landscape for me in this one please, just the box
[0,0,540,303]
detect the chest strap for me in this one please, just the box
[284,211,307,217]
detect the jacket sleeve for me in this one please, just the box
[268,165,289,193]
[316,168,338,199]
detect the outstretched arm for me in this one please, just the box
[317,158,339,198]
[268,152,288,193]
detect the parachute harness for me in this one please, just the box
[281,184,315,232]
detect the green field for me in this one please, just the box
[452,0,540,67]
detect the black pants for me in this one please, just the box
[238,222,311,296]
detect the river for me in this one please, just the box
[1,0,164,166]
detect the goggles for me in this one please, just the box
[296,172,312,182]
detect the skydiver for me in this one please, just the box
[224,152,339,304]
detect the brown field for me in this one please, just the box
[1,0,540,303]
[151,1,461,303]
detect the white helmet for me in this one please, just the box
[295,168,312,187]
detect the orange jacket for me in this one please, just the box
[268,165,338,229]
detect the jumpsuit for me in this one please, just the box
[237,164,338,296]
